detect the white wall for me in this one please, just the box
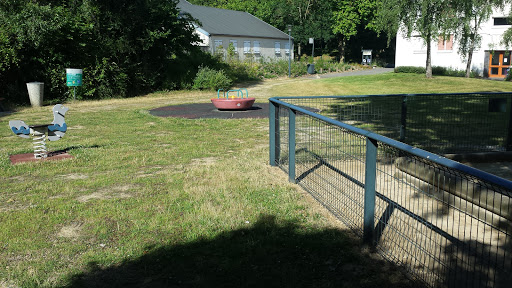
[395,6,511,76]
[194,29,210,47]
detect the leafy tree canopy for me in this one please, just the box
[0,0,201,102]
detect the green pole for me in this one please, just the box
[288,107,296,183]
[363,137,378,245]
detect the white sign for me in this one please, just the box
[309,38,314,44]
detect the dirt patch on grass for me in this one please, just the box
[191,157,218,166]
[57,222,83,239]
[77,185,134,202]
[57,173,89,180]
[135,165,184,178]
[0,200,37,213]
[0,280,18,288]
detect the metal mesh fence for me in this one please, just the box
[279,93,512,154]
[269,94,512,287]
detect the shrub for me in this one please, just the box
[506,68,512,81]
[395,66,478,78]
[394,66,426,74]
[81,58,128,100]
[192,66,233,91]
[0,0,200,103]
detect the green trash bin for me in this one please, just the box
[307,63,315,74]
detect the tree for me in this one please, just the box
[498,3,512,52]
[189,0,282,27]
[285,0,335,58]
[375,0,451,78]
[451,0,507,78]
[331,0,377,62]
[0,0,201,102]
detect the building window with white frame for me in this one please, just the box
[214,40,223,53]
[438,35,453,50]
[275,42,281,54]
[244,41,251,54]
[253,41,260,54]
[285,42,290,55]
[229,40,238,53]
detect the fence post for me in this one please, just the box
[363,137,378,245]
[506,96,512,151]
[288,107,296,183]
[269,101,280,166]
[400,95,407,142]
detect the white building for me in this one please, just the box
[177,0,293,62]
[395,7,511,78]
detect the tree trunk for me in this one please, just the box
[338,36,345,63]
[426,33,432,78]
[466,48,474,78]
[466,29,477,78]
[298,43,302,60]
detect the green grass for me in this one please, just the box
[270,73,512,96]
[2,73,510,287]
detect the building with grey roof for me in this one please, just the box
[177,0,294,62]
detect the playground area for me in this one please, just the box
[149,102,269,119]
[2,74,512,287]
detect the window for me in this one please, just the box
[285,42,290,55]
[275,42,281,54]
[244,41,251,54]
[253,41,260,54]
[229,40,238,53]
[494,17,511,26]
[214,40,223,52]
[437,35,453,50]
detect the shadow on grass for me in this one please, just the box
[62,215,421,288]
[325,93,511,154]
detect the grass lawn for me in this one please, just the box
[1,73,511,287]
[269,73,512,96]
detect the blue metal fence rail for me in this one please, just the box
[272,92,512,154]
[269,94,512,287]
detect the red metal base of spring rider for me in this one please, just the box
[211,88,255,110]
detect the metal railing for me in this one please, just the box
[275,93,512,154]
[269,94,512,287]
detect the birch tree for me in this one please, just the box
[452,0,507,77]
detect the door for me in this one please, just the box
[489,51,511,78]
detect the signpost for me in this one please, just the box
[66,68,83,100]
[362,49,372,66]
[309,38,314,58]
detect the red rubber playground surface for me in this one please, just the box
[10,150,73,164]
[149,103,270,119]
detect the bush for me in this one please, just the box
[220,56,364,82]
[395,66,478,78]
[506,68,512,81]
[394,66,426,74]
[0,0,201,103]
[192,66,233,91]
